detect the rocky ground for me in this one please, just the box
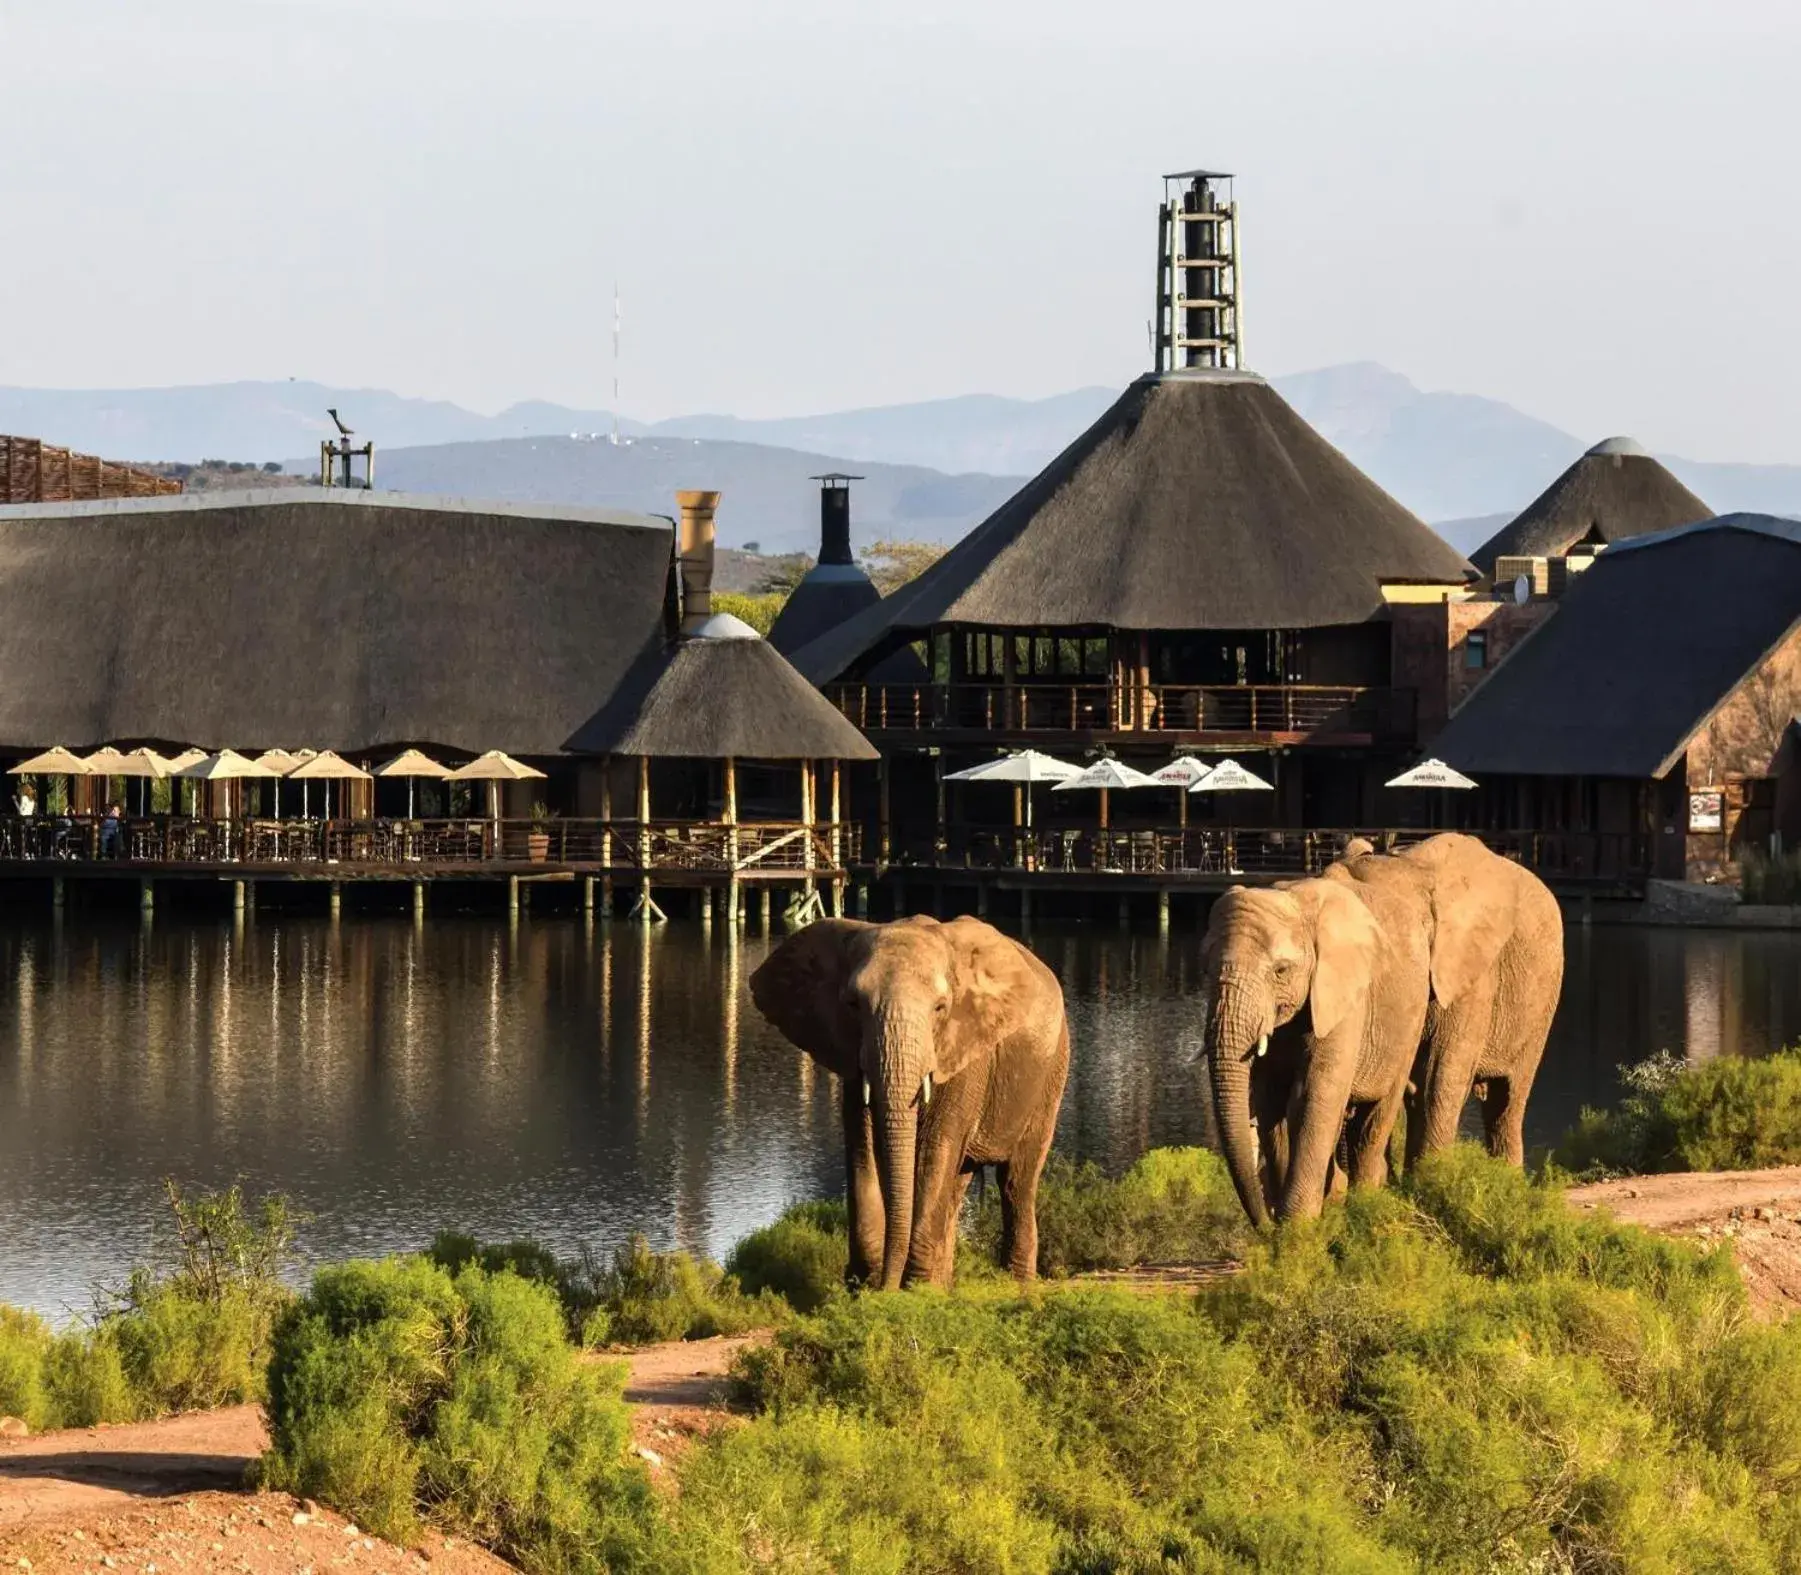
[4,1172,1797,1568]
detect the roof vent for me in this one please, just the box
[810,472,862,567]
[1585,435,1648,460]
[675,489,721,636]
[1154,170,1241,373]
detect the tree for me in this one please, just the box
[860,539,947,597]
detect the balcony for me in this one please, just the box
[825,682,1416,743]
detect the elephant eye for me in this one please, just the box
[934,998,949,1016]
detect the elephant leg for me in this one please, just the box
[1255,1065,1297,1214]
[998,1160,1045,1280]
[841,1079,885,1286]
[1346,1082,1407,1190]
[1420,975,1499,1157]
[906,1090,982,1286]
[1279,1033,1359,1220]
[1480,1078,1527,1166]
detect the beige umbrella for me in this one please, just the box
[446,750,547,822]
[87,746,174,814]
[177,750,279,832]
[9,746,93,776]
[251,749,301,818]
[376,748,451,819]
[289,750,373,820]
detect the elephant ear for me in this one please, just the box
[1413,839,1516,1006]
[940,917,1026,1082]
[748,918,867,1075]
[1295,880,1380,1043]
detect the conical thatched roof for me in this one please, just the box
[1468,437,1711,577]
[567,616,878,760]
[790,370,1473,683]
[767,564,882,656]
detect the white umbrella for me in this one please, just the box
[446,750,548,823]
[88,746,173,814]
[251,750,301,818]
[1152,755,1213,830]
[945,749,1082,850]
[9,746,93,776]
[1385,758,1478,790]
[289,750,373,821]
[177,750,279,781]
[376,748,452,820]
[944,749,1083,785]
[1053,757,1159,835]
[1187,758,1274,794]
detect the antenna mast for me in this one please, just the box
[611,282,621,447]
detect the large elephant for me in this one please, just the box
[1374,834,1565,1167]
[1199,862,1434,1225]
[748,915,1069,1289]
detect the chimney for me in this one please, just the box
[1154,169,1241,372]
[675,489,721,635]
[810,472,862,566]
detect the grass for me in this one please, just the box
[1556,1045,1801,1175]
[1738,848,1801,905]
[0,1181,294,1431]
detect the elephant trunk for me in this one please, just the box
[869,1015,926,1289]
[1207,981,1270,1228]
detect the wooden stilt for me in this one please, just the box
[139,878,154,912]
[328,881,341,919]
[877,755,891,866]
[759,886,772,928]
[414,881,427,923]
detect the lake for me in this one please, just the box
[4,912,1801,1315]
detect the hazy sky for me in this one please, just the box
[2,0,1796,460]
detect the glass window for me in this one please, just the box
[1465,631,1488,670]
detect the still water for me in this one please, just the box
[4,913,1801,1315]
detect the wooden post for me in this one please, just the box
[933,752,946,862]
[829,759,843,916]
[507,876,520,917]
[1157,888,1170,935]
[636,755,651,871]
[724,756,741,927]
[414,881,427,922]
[582,875,595,913]
[1138,631,1152,730]
[233,880,245,913]
[801,760,817,898]
[328,881,341,919]
[759,886,772,928]
[600,755,613,877]
[139,878,154,912]
[51,877,64,909]
[877,754,892,866]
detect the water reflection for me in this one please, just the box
[3,915,1800,1315]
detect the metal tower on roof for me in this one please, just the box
[1154,170,1242,373]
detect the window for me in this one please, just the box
[1465,631,1488,670]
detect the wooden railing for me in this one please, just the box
[874,826,1652,883]
[826,682,1416,740]
[0,817,860,875]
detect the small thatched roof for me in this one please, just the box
[0,490,670,756]
[1468,437,1711,577]
[567,616,878,760]
[768,565,882,655]
[1435,515,1801,779]
[790,369,1473,683]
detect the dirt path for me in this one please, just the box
[1567,1165,1801,1318]
[0,1336,765,1564]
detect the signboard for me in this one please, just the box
[1688,790,1724,834]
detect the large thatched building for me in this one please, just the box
[1433,515,1801,883]
[1468,437,1711,579]
[790,367,1474,861]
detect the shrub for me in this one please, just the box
[0,1305,52,1429]
[595,1236,781,1345]
[1739,848,1801,905]
[710,590,784,636]
[1556,1045,1801,1175]
[263,1256,655,1564]
[968,1146,1247,1277]
[725,1200,850,1313]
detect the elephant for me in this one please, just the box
[1199,861,1435,1225]
[748,914,1070,1289]
[1366,834,1565,1167]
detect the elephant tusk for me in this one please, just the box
[1255,1034,1269,1059]
[862,1077,872,1107]
[922,1072,933,1107]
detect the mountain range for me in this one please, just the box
[5,365,1800,551]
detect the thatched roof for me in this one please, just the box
[1434,515,1801,779]
[789,370,1472,683]
[0,490,670,756]
[1468,437,1712,577]
[767,565,882,655]
[566,615,879,760]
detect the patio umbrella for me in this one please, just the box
[446,750,548,823]
[1052,757,1159,831]
[289,750,374,821]
[158,748,207,815]
[1151,755,1215,828]
[178,750,280,830]
[1386,757,1477,831]
[376,748,451,819]
[1187,757,1274,873]
[251,750,301,818]
[88,746,174,814]
[1384,758,1478,790]
[8,746,92,819]
[944,749,1080,840]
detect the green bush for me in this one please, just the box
[968,1146,1247,1277]
[427,1231,784,1347]
[263,1256,655,1564]
[1556,1045,1801,1175]
[1739,848,1801,905]
[724,1200,850,1313]
[0,1305,52,1429]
